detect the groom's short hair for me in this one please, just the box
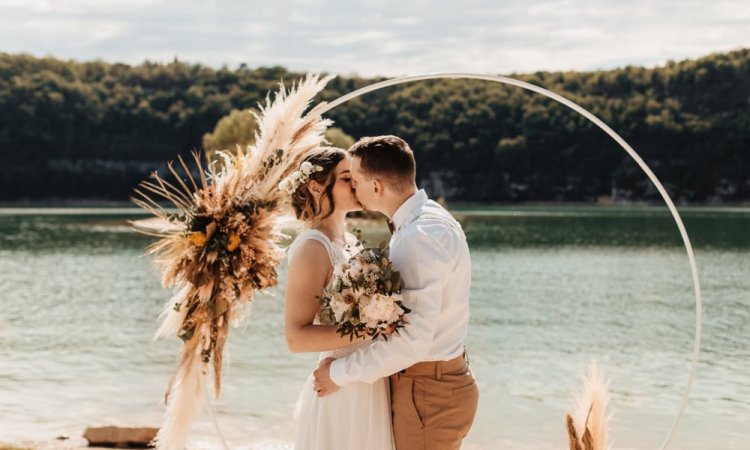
[347,135,416,192]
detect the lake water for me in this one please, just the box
[0,206,748,450]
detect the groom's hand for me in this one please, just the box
[313,357,340,397]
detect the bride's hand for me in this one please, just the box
[313,357,340,397]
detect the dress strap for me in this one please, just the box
[286,229,339,266]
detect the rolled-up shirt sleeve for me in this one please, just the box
[330,228,453,386]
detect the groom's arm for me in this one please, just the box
[329,229,453,386]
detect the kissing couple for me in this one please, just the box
[284,135,479,450]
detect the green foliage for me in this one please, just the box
[1,49,749,202]
[324,127,355,149]
[200,114,352,164]
[202,108,259,159]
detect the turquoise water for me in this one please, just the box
[0,207,747,450]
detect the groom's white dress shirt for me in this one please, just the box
[330,189,472,386]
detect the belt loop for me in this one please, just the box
[436,362,443,381]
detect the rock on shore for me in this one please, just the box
[82,427,157,448]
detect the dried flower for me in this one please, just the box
[226,234,241,252]
[278,161,324,194]
[189,231,207,247]
[131,73,335,450]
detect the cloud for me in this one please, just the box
[0,0,748,76]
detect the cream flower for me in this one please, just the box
[348,259,364,276]
[278,162,324,195]
[360,293,402,328]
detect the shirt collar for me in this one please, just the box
[391,189,428,232]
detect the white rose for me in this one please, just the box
[357,296,379,328]
[360,293,401,328]
[301,162,313,172]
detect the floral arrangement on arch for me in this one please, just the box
[131,74,336,450]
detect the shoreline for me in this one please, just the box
[1,201,748,211]
[0,435,299,450]
[0,440,108,450]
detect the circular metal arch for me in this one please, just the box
[320,73,703,450]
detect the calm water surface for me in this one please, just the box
[0,207,747,450]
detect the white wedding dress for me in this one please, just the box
[287,228,396,450]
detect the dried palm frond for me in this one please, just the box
[566,360,612,450]
[130,73,334,450]
[567,413,583,450]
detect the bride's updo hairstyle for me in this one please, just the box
[291,148,347,223]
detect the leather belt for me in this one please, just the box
[398,352,469,379]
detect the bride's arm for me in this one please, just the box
[284,240,365,353]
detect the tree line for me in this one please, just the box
[0,49,748,202]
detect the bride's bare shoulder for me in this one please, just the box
[289,238,330,267]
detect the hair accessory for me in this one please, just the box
[279,161,324,194]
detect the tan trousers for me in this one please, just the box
[389,353,479,450]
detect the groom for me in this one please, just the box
[313,135,479,449]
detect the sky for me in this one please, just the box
[1,0,749,77]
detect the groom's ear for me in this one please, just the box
[373,179,385,197]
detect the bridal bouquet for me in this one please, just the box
[318,244,411,340]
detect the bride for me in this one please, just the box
[283,147,396,450]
